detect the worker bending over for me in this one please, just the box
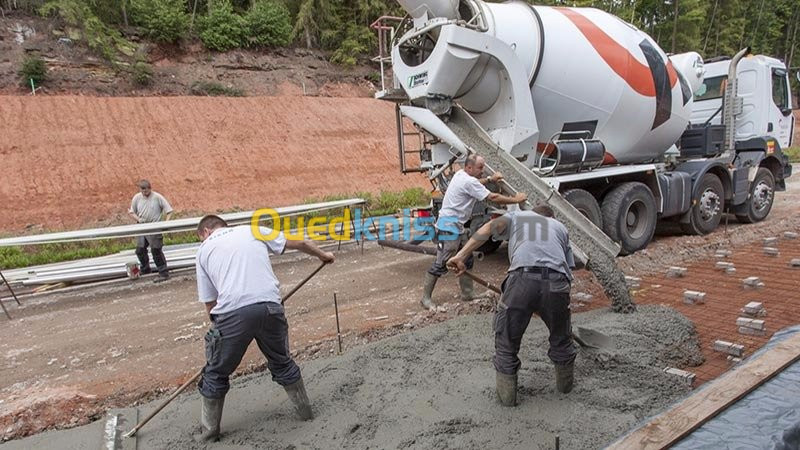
[421,154,526,309]
[447,205,577,406]
[193,215,335,442]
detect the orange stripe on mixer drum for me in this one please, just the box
[554,8,677,97]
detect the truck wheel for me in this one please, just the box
[735,167,775,224]
[601,182,657,255]
[476,238,502,255]
[680,173,724,235]
[563,189,603,229]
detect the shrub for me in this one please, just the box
[19,54,47,87]
[130,0,190,44]
[190,81,245,97]
[40,0,134,66]
[132,61,153,86]
[329,24,375,66]
[244,0,292,47]
[198,1,248,52]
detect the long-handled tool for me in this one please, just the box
[123,261,330,438]
[462,270,611,350]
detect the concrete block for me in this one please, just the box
[763,237,778,246]
[683,290,706,304]
[666,266,688,278]
[727,355,742,363]
[790,258,800,268]
[736,317,766,330]
[741,301,766,316]
[742,277,765,290]
[572,292,594,303]
[714,249,732,258]
[625,276,641,289]
[715,261,735,270]
[738,326,767,336]
[784,232,798,240]
[663,367,696,383]
[725,267,737,275]
[713,340,745,357]
[763,247,779,256]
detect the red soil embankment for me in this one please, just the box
[0,96,426,232]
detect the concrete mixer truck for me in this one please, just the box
[374,0,794,255]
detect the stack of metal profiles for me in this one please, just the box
[0,199,365,287]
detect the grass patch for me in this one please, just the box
[784,146,800,163]
[190,81,245,97]
[0,188,430,270]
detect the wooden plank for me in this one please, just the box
[608,332,800,450]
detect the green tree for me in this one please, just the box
[199,0,248,51]
[40,0,135,65]
[245,0,292,47]
[293,0,332,49]
[131,0,190,44]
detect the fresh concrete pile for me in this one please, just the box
[5,306,702,449]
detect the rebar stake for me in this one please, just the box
[333,292,343,354]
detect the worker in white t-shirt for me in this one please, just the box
[421,154,527,309]
[193,214,335,442]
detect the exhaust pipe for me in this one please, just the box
[397,0,460,20]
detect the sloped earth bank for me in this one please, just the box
[0,95,426,232]
[3,305,701,449]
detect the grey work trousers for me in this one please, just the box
[494,268,577,375]
[135,234,168,276]
[428,229,473,277]
[199,302,301,399]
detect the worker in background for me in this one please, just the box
[193,215,335,442]
[128,179,173,283]
[447,205,578,406]
[421,154,527,309]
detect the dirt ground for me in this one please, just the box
[0,95,427,232]
[1,177,799,443]
[0,15,377,97]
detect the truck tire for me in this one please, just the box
[601,182,657,255]
[476,238,502,255]
[563,189,603,229]
[735,167,775,224]
[680,173,724,235]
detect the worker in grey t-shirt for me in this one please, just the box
[193,214,335,442]
[128,179,173,282]
[447,205,578,406]
[421,154,526,310]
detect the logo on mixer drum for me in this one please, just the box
[408,71,429,88]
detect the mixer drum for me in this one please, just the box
[457,3,699,164]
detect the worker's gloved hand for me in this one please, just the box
[319,251,335,264]
[447,257,466,275]
[513,192,528,204]
[489,172,504,183]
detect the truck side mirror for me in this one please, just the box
[781,107,793,117]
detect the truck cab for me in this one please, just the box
[691,55,794,149]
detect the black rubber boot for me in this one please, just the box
[459,276,474,301]
[495,371,517,407]
[420,273,438,310]
[151,247,169,280]
[135,247,151,274]
[554,359,575,393]
[284,377,313,421]
[195,396,224,442]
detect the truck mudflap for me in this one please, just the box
[735,137,792,191]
